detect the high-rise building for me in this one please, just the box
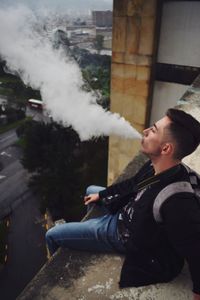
[92,10,112,27]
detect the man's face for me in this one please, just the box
[141,116,172,158]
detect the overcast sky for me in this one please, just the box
[0,0,113,13]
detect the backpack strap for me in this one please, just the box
[182,163,200,199]
[153,181,194,223]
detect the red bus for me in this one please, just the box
[28,99,43,110]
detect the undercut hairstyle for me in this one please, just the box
[166,108,200,160]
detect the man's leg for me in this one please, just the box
[46,213,125,255]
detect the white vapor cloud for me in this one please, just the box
[0,6,141,140]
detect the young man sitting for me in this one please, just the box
[46,108,200,300]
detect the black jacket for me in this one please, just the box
[99,161,200,294]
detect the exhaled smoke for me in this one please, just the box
[0,6,142,141]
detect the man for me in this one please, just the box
[46,108,200,299]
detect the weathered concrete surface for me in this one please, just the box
[18,248,192,300]
[108,0,158,184]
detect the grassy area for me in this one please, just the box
[0,117,32,135]
[0,87,13,96]
[0,75,20,84]
[15,137,25,148]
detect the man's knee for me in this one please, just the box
[85,185,106,195]
[85,185,96,195]
[45,227,53,242]
[45,225,59,243]
[45,227,59,256]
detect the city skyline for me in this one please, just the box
[0,0,113,13]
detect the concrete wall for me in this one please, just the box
[150,82,189,124]
[150,1,200,124]
[157,1,200,67]
[108,0,157,184]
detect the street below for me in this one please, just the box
[0,129,47,300]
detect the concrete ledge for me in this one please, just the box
[18,248,192,300]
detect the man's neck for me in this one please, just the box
[151,157,181,175]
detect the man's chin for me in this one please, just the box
[141,150,149,158]
[140,147,148,156]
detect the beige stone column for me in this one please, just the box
[108,0,157,184]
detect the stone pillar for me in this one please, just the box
[108,0,157,184]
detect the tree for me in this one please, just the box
[53,29,70,50]
[17,120,83,221]
[17,120,108,222]
[81,65,110,109]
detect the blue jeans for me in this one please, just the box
[45,185,125,255]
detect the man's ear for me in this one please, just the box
[161,143,174,155]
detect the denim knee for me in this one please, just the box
[45,227,53,245]
[45,227,59,255]
[85,185,106,195]
[45,228,51,240]
[86,185,96,195]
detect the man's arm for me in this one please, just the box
[161,194,200,297]
[98,176,136,199]
[83,160,152,211]
[83,173,138,207]
[99,160,151,199]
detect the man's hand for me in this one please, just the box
[194,293,200,300]
[84,193,100,205]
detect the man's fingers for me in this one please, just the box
[84,196,92,205]
[84,194,99,205]
[84,198,95,205]
[84,196,97,205]
[84,199,92,205]
[84,196,91,203]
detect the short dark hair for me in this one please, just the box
[166,108,200,160]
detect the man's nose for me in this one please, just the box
[143,128,149,136]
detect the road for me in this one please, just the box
[0,129,17,153]
[0,129,47,300]
[0,131,29,218]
